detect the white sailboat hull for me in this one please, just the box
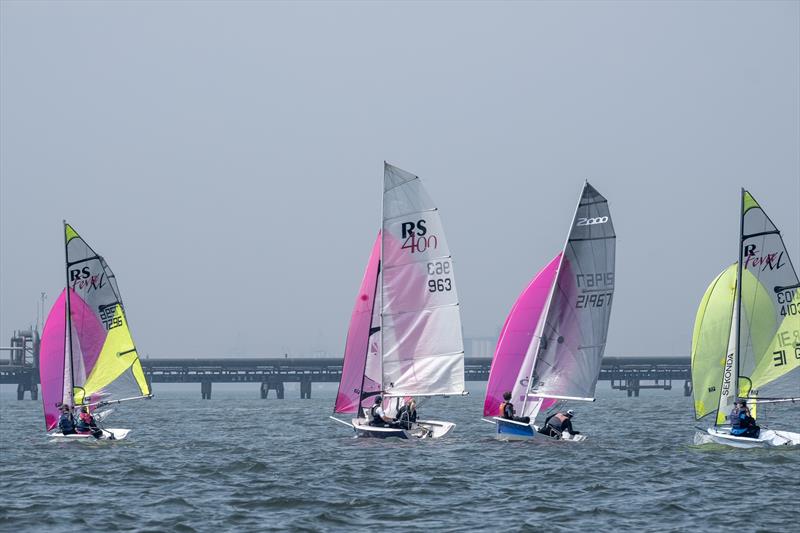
[48,428,130,441]
[348,418,455,440]
[695,427,800,448]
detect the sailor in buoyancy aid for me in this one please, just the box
[498,391,531,424]
[540,409,579,438]
[368,396,397,427]
[75,406,104,439]
[729,399,760,438]
[395,397,418,430]
[57,403,77,435]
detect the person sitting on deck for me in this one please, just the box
[498,392,530,424]
[368,396,397,427]
[57,403,76,435]
[395,397,418,430]
[76,406,104,439]
[540,409,580,438]
[730,399,760,439]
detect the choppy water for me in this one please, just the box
[1,382,798,532]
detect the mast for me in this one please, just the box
[734,188,745,402]
[62,220,75,405]
[520,181,585,415]
[379,162,386,394]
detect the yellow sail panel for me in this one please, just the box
[748,312,800,391]
[73,304,150,404]
[691,264,737,420]
[65,223,80,243]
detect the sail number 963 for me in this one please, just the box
[427,261,452,293]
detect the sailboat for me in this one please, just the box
[39,221,152,440]
[691,190,800,448]
[330,163,466,439]
[483,182,615,441]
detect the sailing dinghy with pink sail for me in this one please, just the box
[330,163,466,439]
[483,182,615,441]
[39,222,152,440]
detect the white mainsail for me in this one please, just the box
[380,163,465,397]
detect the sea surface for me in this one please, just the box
[1,382,798,532]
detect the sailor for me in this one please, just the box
[499,391,531,424]
[57,403,77,435]
[730,399,760,438]
[395,397,418,430]
[368,396,396,427]
[540,409,580,439]
[75,406,104,439]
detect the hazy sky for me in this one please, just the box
[1,1,798,358]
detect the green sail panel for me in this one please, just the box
[737,191,800,398]
[691,264,736,420]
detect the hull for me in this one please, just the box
[495,417,535,441]
[695,427,800,448]
[47,428,130,441]
[347,418,456,440]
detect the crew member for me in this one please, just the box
[540,409,580,439]
[499,392,530,424]
[76,406,104,439]
[57,403,76,435]
[730,399,760,438]
[395,397,418,430]
[368,396,397,427]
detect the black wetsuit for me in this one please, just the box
[58,413,76,435]
[540,413,578,438]
[395,405,417,430]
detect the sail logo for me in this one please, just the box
[576,216,608,226]
[70,268,106,293]
[742,245,785,271]
[98,303,123,330]
[720,352,734,398]
[400,219,438,254]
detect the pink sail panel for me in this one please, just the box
[335,233,382,414]
[483,254,561,417]
[39,290,67,430]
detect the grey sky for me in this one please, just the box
[1,1,798,358]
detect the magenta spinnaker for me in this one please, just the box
[334,232,381,414]
[39,290,67,431]
[483,253,561,417]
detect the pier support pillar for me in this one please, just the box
[262,377,285,399]
[626,378,640,397]
[16,379,38,400]
[300,376,312,399]
[684,380,692,397]
[201,380,212,399]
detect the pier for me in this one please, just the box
[1,332,691,399]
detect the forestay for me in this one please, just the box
[381,163,465,397]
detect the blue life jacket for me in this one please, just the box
[730,411,750,436]
[58,413,75,433]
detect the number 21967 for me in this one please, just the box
[576,292,612,308]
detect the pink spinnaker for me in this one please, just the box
[483,254,561,417]
[39,289,109,430]
[40,290,67,430]
[334,233,381,414]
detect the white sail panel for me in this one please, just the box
[381,163,465,396]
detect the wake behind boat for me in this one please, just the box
[691,190,800,448]
[39,222,152,441]
[331,163,466,439]
[483,182,615,441]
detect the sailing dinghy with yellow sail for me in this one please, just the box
[692,190,800,448]
[39,222,152,441]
